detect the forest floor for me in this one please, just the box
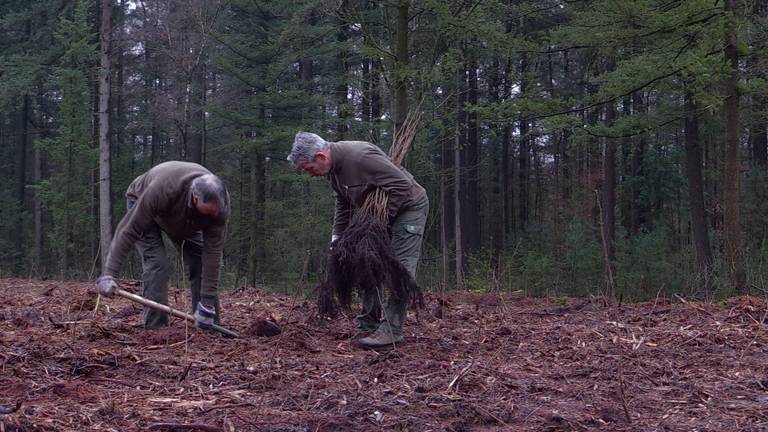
[1,278,768,431]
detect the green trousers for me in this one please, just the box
[128,199,220,329]
[356,193,429,335]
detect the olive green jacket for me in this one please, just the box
[104,161,228,301]
[327,141,426,237]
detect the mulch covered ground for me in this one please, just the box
[1,278,768,431]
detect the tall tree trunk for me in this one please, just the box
[489,58,503,261]
[98,0,113,268]
[532,121,543,225]
[549,52,564,255]
[362,59,371,128]
[631,91,646,235]
[454,66,465,290]
[114,0,125,159]
[189,62,206,164]
[144,27,159,165]
[750,0,768,170]
[15,95,30,272]
[620,96,632,235]
[464,58,480,251]
[441,131,454,288]
[248,156,264,287]
[370,59,382,144]
[392,0,409,133]
[441,94,455,282]
[751,97,768,170]
[560,51,575,231]
[299,8,316,92]
[335,0,349,140]
[502,58,514,240]
[602,101,617,298]
[723,0,746,292]
[684,91,713,297]
[518,53,529,234]
[34,89,45,272]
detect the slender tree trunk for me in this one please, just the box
[751,100,767,170]
[441,120,455,279]
[98,0,113,268]
[454,131,464,290]
[441,132,454,286]
[144,28,159,165]
[750,0,768,170]
[236,156,246,284]
[549,52,564,254]
[371,59,382,144]
[15,95,30,272]
[248,158,260,286]
[559,51,572,240]
[392,0,409,133]
[532,121,543,225]
[489,59,503,261]
[464,58,480,251]
[502,59,514,240]
[362,59,371,128]
[300,57,313,87]
[518,53,529,234]
[631,91,646,235]
[602,99,617,298]
[34,89,45,272]
[723,0,746,292]
[114,0,125,160]
[454,67,464,290]
[189,62,206,164]
[335,0,349,140]
[441,171,449,290]
[684,91,713,297]
[620,96,632,235]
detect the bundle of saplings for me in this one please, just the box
[318,111,423,317]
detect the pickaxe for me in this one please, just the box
[113,288,239,338]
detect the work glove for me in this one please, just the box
[96,275,118,297]
[329,234,339,252]
[194,301,216,330]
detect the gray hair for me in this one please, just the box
[191,174,229,215]
[287,131,328,167]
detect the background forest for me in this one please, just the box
[1,0,767,301]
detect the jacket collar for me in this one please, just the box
[328,141,346,176]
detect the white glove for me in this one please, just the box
[194,302,216,329]
[96,275,118,297]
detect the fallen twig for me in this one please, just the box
[148,422,223,432]
[447,362,474,392]
[674,293,714,316]
[618,354,632,424]
[178,362,194,383]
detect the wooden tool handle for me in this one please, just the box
[114,288,239,338]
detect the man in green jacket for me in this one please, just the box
[288,132,429,349]
[96,161,230,330]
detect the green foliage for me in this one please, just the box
[615,228,688,300]
[2,0,767,306]
[36,0,97,277]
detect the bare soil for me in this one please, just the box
[1,278,767,431]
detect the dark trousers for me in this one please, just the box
[128,199,219,328]
[356,193,429,335]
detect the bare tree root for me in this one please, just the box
[317,212,423,318]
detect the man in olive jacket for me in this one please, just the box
[96,161,230,330]
[288,131,429,349]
